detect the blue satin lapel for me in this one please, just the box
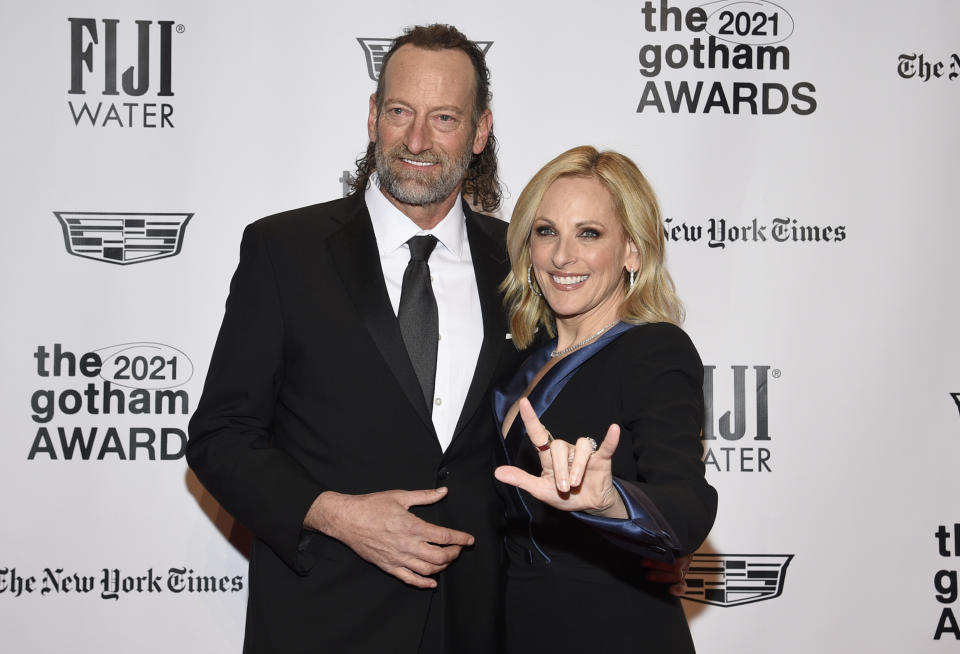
[492,346,551,434]
[497,322,636,462]
[493,344,551,463]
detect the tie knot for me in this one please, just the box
[407,235,438,262]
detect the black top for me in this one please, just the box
[494,322,717,653]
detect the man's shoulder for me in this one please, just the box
[465,206,508,238]
[248,194,365,240]
[463,204,509,255]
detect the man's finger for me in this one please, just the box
[418,543,464,566]
[403,555,452,577]
[392,566,437,589]
[420,523,475,548]
[401,486,450,508]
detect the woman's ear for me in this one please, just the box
[625,240,641,273]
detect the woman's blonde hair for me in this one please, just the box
[502,145,684,348]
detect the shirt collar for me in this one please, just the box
[365,174,467,260]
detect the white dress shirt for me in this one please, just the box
[365,179,484,452]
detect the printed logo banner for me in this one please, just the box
[54,212,193,265]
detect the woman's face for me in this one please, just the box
[529,176,639,327]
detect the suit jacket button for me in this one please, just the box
[437,467,450,481]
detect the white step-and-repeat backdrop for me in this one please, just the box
[2,1,958,651]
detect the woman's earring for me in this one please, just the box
[628,268,636,291]
[527,263,542,297]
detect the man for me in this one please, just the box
[188,25,520,654]
[188,23,687,654]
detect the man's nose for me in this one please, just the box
[404,115,432,155]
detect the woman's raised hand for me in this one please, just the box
[494,398,627,518]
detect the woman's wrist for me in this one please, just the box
[584,488,628,519]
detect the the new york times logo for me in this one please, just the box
[702,365,776,472]
[682,553,793,606]
[68,18,182,128]
[28,343,193,461]
[0,566,243,601]
[637,0,817,115]
[898,53,960,82]
[54,212,192,265]
[664,216,846,248]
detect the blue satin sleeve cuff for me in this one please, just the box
[572,479,680,563]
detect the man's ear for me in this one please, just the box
[472,108,492,155]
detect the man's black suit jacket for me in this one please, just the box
[187,193,522,654]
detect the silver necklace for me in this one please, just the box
[550,321,620,359]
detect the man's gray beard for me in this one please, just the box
[374,139,473,206]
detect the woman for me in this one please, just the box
[493,146,717,652]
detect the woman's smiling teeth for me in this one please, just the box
[551,274,589,285]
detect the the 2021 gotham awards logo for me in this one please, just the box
[934,524,960,639]
[357,37,492,81]
[67,18,183,127]
[898,52,960,82]
[702,365,776,472]
[54,212,191,265]
[682,553,793,606]
[636,0,817,114]
[663,216,846,248]
[27,343,193,461]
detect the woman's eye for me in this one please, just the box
[534,226,556,236]
[580,229,600,239]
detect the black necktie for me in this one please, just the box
[398,235,439,412]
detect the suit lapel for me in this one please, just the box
[451,207,511,440]
[325,197,435,434]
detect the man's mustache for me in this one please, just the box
[388,146,443,165]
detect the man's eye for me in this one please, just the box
[434,114,458,130]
